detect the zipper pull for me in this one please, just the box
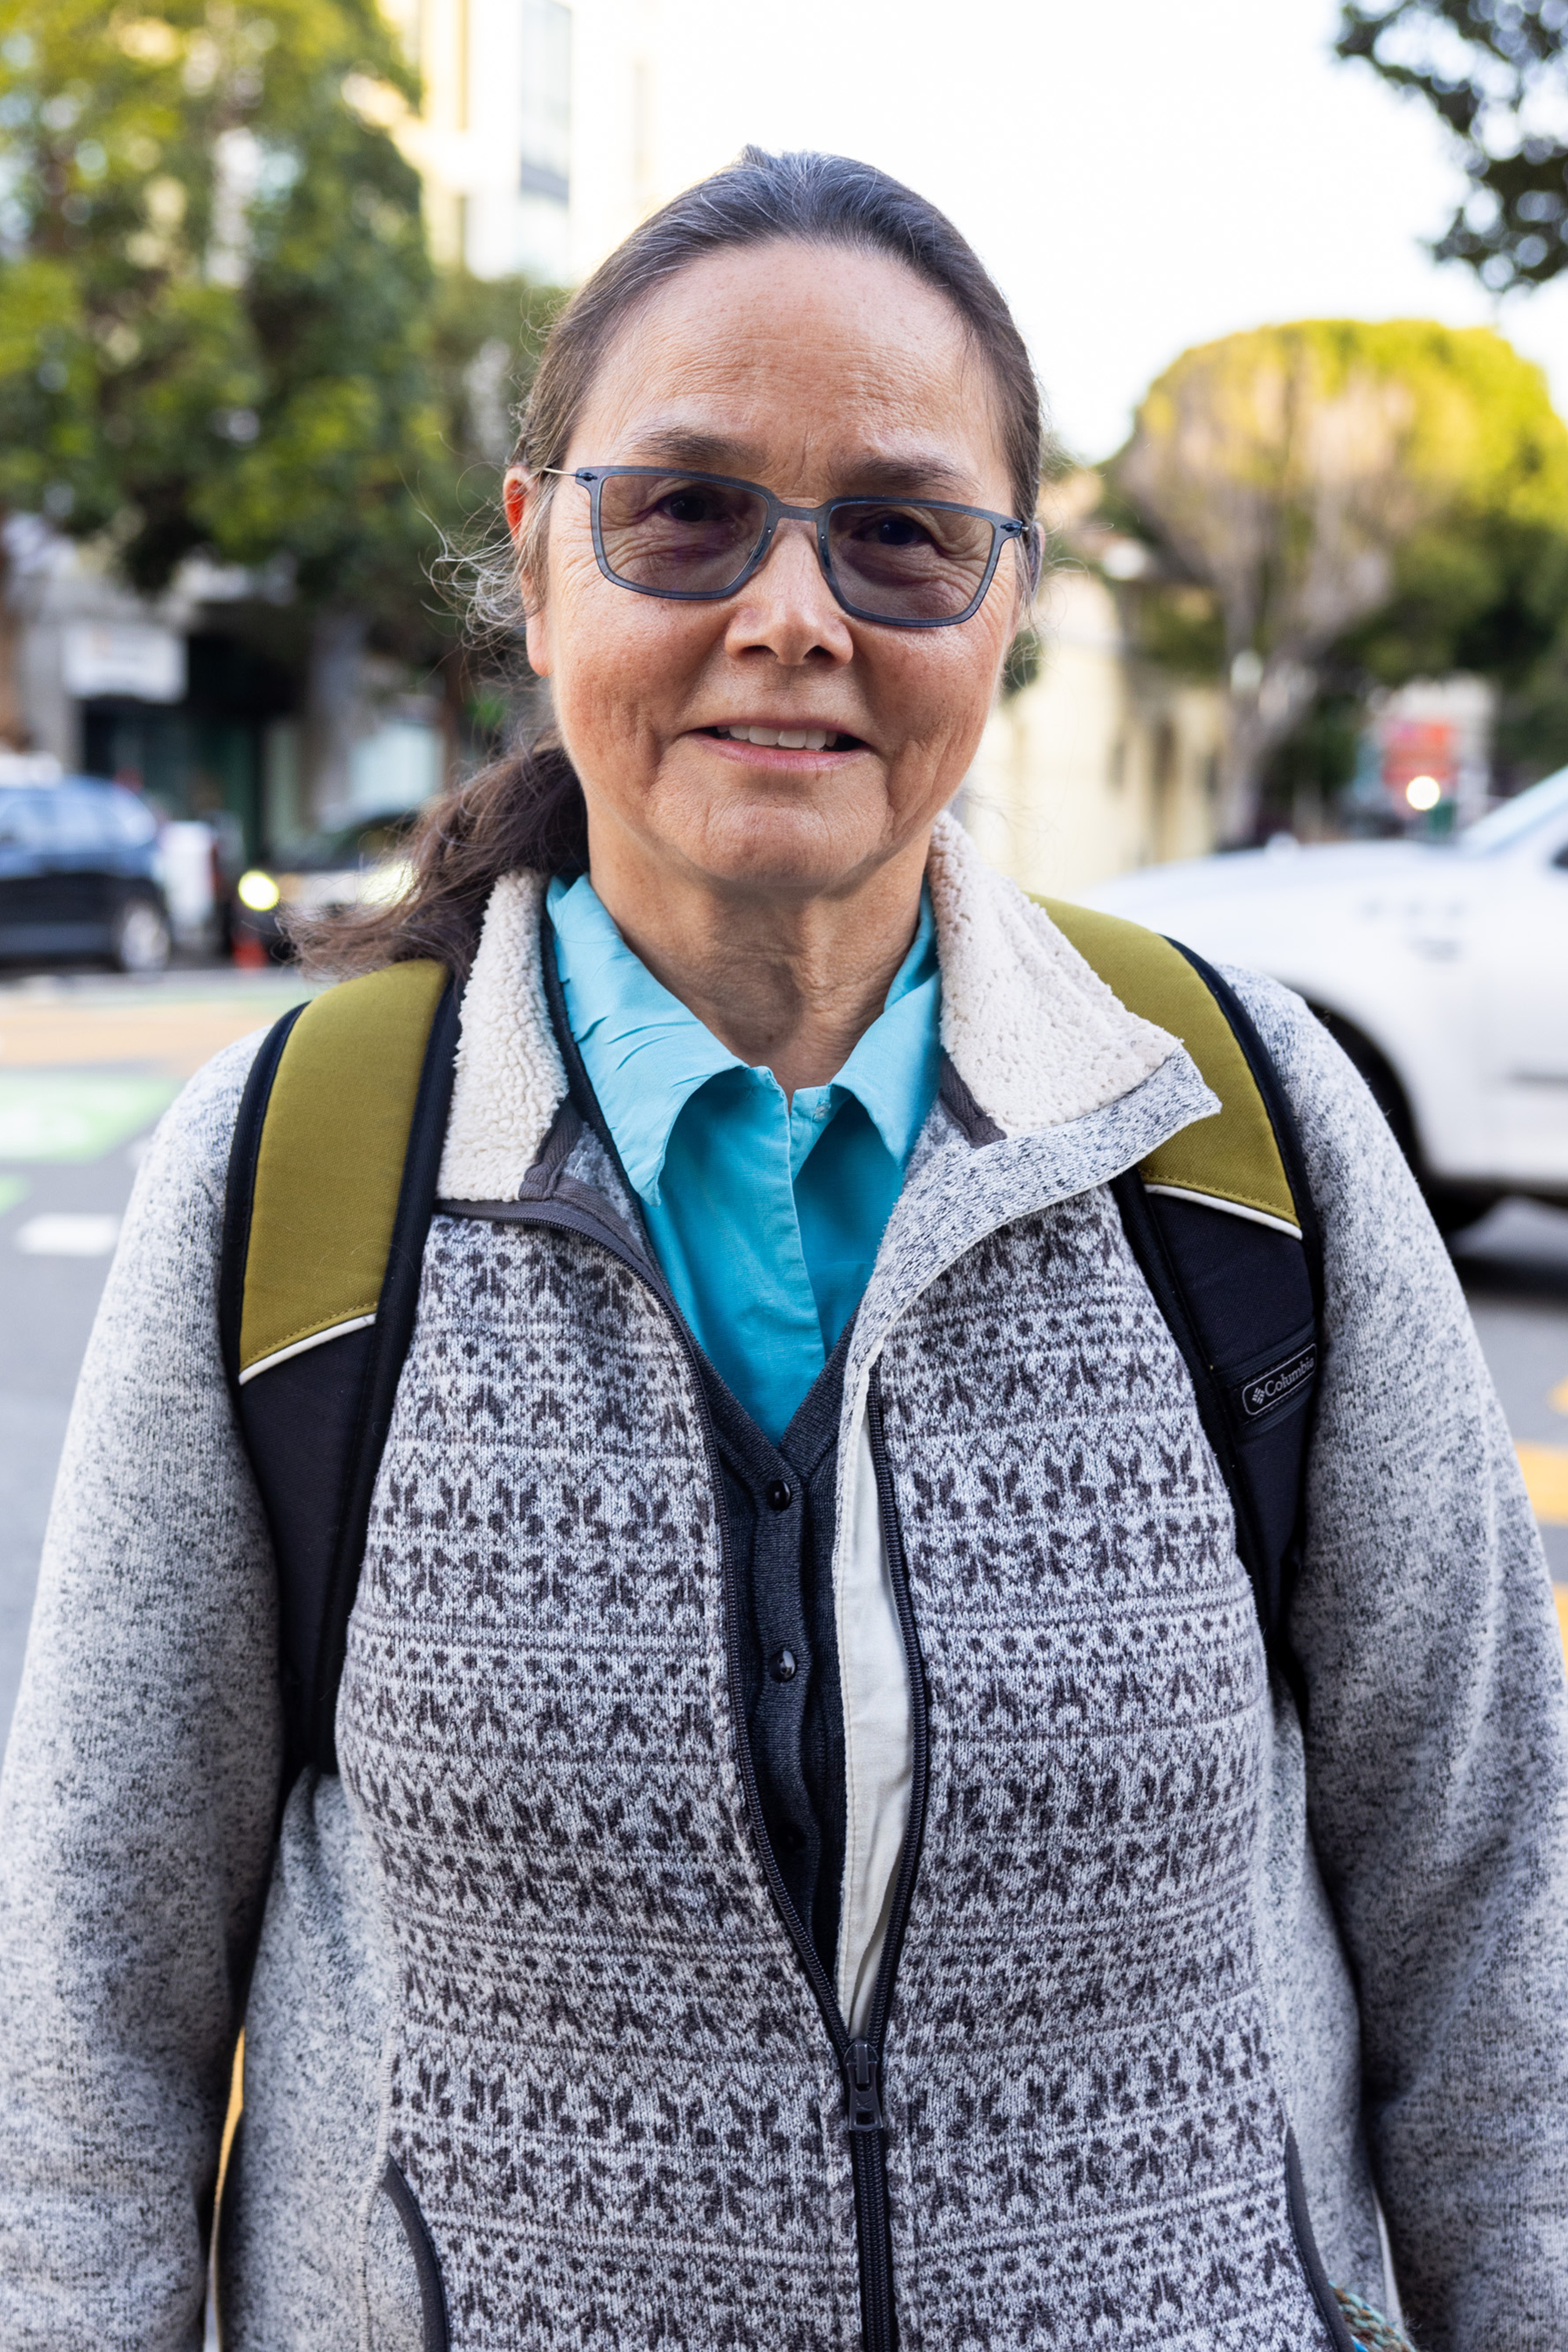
[845,2039,883,2132]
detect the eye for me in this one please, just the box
[661,488,725,524]
[868,510,932,548]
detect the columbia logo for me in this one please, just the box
[1238,1344,1318,1421]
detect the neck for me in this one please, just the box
[583,829,931,1099]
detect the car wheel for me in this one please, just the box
[1312,1008,1417,1161]
[1421,1180,1503,1239]
[1312,1007,1501,1236]
[110,895,172,975]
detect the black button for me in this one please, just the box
[769,1648,797,1682]
[766,1479,793,1512]
[779,1821,807,1853]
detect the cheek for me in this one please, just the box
[873,612,1011,757]
[537,539,611,660]
[545,567,717,763]
[544,555,654,721]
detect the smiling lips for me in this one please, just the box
[707,724,858,750]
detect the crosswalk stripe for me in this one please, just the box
[1518,1443,1568,1526]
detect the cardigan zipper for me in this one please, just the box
[849,1365,931,2352]
[452,1198,930,2352]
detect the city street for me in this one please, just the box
[0,969,313,1734]
[0,969,1565,1741]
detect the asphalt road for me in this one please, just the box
[0,970,1565,1744]
[0,970,314,1736]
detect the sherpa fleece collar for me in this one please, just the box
[437,809,1184,1203]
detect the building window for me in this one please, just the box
[519,0,571,206]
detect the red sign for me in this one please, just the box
[1381,718,1454,804]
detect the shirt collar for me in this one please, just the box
[801,890,938,1168]
[546,873,939,1202]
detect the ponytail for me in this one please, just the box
[289,735,586,980]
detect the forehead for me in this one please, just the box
[565,239,1012,504]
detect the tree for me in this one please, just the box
[1337,1,1568,294]
[0,0,466,746]
[1113,318,1568,839]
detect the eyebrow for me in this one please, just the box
[619,426,979,502]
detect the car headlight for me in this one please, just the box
[237,869,281,912]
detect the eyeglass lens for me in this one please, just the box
[593,471,999,622]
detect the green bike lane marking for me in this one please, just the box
[0,1073,182,1163]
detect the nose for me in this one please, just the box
[722,517,855,668]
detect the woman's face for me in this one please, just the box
[510,239,1026,908]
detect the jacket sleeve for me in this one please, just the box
[1226,967,1568,2352]
[0,1036,283,2352]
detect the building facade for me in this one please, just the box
[964,565,1225,901]
[385,0,660,285]
[386,0,573,281]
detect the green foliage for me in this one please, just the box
[1337,2,1568,293]
[1128,582,1227,680]
[1324,321,1568,695]
[1118,317,1568,679]
[1259,690,1366,817]
[1000,622,1041,700]
[0,0,543,630]
[1347,500,1568,684]
[427,271,563,468]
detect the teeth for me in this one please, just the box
[722,724,836,750]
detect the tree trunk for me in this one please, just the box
[1218,694,1276,846]
[1217,655,1318,845]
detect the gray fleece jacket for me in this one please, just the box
[0,815,1564,2352]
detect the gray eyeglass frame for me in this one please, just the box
[544,464,1038,629]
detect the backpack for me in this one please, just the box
[218,903,1323,1779]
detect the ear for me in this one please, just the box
[504,466,551,677]
[503,465,532,546]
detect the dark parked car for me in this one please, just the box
[230,809,421,960]
[0,771,172,971]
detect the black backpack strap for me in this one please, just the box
[220,960,459,1774]
[1042,900,1322,1676]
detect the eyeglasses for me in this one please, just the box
[544,465,1038,629]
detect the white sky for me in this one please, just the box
[633,0,1568,459]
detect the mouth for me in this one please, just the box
[699,724,867,753]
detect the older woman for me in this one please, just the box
[0,149,1564,2352]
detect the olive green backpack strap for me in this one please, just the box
[220,960,459,1776]
[1040,899,1308,1236]
[1039,898,1324,1668]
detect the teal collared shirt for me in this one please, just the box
[546,873,942,1441]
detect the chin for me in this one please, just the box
[679,796,884,898]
